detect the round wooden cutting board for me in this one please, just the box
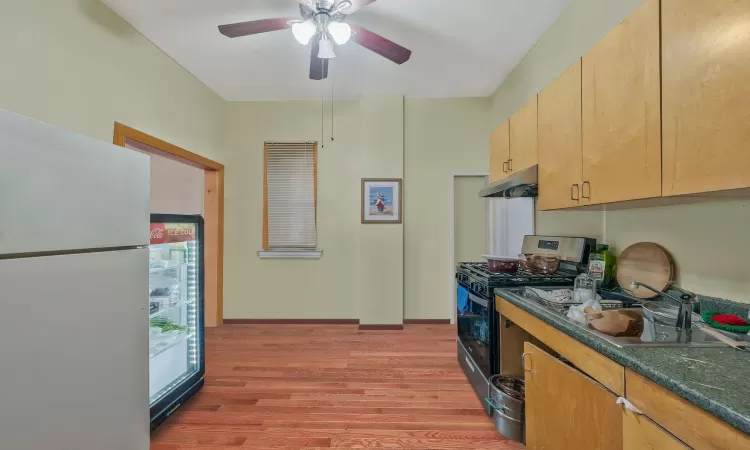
[616,242,674,299]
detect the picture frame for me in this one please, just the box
[361,178,403,224]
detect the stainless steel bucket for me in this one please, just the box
[485,375,525,444]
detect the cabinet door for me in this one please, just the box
[626,369,750,450]
[489,120,510,183]
[509,96,538,174]
[581,0,661,205]
[623,409,690,450]
[524,342,622,450]
[538,60,583,210]
[662,0,750,196]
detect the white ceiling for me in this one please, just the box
[102,0,570,101]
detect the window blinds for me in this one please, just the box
[265,142,317,250]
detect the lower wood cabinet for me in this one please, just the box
[500,299,749,449]
[626,369,750,450]
[623,409,689,450]
[523,342,623,450]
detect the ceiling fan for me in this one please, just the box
[218,0,412,80]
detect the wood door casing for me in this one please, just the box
[490,120,510,183]
[581,0,661,205]
[113,122,225,327]
[623,409,689,450]
[509,96,538,174]
[662,0,750,196]
[204,168,224,327]
[524,342,623,450]
[538,60,583,210]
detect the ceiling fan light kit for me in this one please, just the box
[218,0,412,80]
[327,21,352,45]
[292,21,317,45]
[317,37,336,59]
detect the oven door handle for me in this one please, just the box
[469,293,489,308]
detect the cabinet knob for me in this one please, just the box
[581,181,591,199]
[502,161,509,173]
[570,184,580,201]
[522,352,533,372]
[508,159,513,172]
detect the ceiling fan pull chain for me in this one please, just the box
[331,82,335,142]
[321,75,325,148]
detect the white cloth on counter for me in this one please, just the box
[566,299,603,325]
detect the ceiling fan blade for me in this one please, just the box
[357,0,379,9]
[218,17,296,38]
[350,25,412,64]
[310,39,329,80]
[295,0,316,18]
[341,0,379,14]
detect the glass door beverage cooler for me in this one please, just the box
[149,214,205,430]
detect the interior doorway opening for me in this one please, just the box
[449,173,489,324]
[113,123,225,327]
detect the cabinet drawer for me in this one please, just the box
[623,409,690,450]
[497,297,625,396]
[626,370,750,450]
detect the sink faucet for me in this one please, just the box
[630,281,698,342]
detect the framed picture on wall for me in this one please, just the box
[361,178,403,224]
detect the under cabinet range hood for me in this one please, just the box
[479,165,538,198]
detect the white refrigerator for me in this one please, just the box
[0,110,150,450]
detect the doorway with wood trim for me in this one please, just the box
[113,123,225,327]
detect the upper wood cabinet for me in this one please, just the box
[524,342,623,450]
[661,0,750,196]
[489,120,510,183]
[538,60,583,210]
[581,0,661,205]
[509,96,538,174]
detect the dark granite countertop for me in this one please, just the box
[495,288,750,435]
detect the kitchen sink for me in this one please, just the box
[511,287,750,348]
[578,307,749,348]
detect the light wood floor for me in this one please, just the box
[151,324,523,449]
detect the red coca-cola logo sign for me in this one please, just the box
[150,223,196,244]
[150,223,166,244]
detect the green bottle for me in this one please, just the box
[588,244,616,288]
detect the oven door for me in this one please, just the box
[457,289,493,378]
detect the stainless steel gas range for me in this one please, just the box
[456,235,596,415]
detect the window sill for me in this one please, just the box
[258,250,323,260]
